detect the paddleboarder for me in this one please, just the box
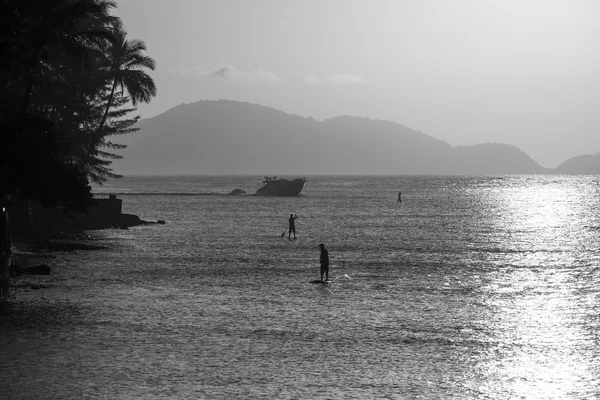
[397,191,402,203]
[319,243,329,281]
[288,214,298,239]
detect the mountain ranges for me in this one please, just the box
[112,100,599,175]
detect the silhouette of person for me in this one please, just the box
[319,243,329,281]
[288,214,298,239]
[397,191,402,203]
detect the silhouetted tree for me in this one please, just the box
[1,0,156,199]
[96,29,156,135]
[0,116,93,210]
[0,0,120,115]
[0,0,156,296]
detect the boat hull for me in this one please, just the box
[254,178,306,196]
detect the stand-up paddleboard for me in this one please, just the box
[310,279,331,284]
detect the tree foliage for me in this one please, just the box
[0,0,156,209]
[97,29,156,134]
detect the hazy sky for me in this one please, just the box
[113,0,600,168]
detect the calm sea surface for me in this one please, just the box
[1,175,599,399]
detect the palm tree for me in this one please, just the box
[96,29,156,134]
[7,0,121,115]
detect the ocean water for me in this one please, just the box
[1,175,599,399]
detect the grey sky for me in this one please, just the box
[114,0,600,168]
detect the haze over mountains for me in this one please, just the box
[112,100,599,175]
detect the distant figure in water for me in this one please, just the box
[288,214,298,239]
[319,243,329,281]
[397,191,402,203]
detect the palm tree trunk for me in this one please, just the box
[97,78,118,134]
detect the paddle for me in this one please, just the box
[281,226,288,237]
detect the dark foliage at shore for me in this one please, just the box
[1,0,156,298]
[1,0,156,204]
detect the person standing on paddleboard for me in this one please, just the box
[288,214,298,239]
[319,243,329,281]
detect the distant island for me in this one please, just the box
[112,100,600,175]
[554,153,600,174]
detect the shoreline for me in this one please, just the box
[1,241,70,333]
[3,234,106,302]
[0,232,111,337]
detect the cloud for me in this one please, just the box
[169,65,282,85]
[303,73,366,85]
[210,66,232,78]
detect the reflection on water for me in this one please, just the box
[478,267,599,398]
[1,175,599,399]
[472,177,600,398]
[486,177,598,260]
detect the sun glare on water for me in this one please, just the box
[474,176,598,398]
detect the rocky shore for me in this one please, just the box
[10,195,165,234]
[4,235,107,297]
[1,194,164,302]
